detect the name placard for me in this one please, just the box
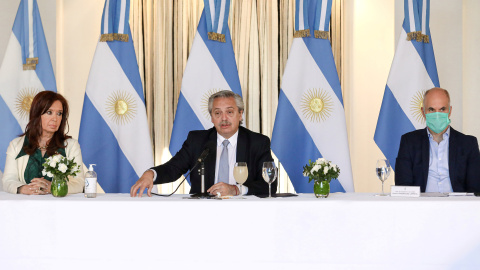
[390,186,420,197]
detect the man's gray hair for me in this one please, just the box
[208,90,245,114]
[423,87,450,108]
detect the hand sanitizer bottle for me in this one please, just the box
[85,164,97,198]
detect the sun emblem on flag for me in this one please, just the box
[301,88,333,122]
[410,90,425,124]
[106,90,137,125]
[15,87,40,120]
[201,88,222,120]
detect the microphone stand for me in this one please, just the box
[190,160,214,198]
[152,144,214,198]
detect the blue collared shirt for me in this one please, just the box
[425,127,453,193]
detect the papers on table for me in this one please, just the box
[420,192,448,197]
[420,192,475,197]
[448,192,475,196]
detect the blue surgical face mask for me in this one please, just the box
[424,111,451,134]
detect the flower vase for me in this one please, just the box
[51,175,68,197]
[314,180,330,198]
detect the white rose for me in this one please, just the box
[317,158,326,164]
[324,166,329,175]
[53,155,62,163]
[332,166,337,172]
[47,172,53,178]
[42,169,47,176]
[58,163,68,173]
[312,164,321,173]
[49,160,57,168]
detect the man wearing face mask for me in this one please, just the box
[395,88,480,192]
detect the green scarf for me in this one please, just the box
[16,136,66,184]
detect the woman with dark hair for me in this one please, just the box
[2,91,84,194]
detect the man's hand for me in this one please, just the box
[130,170,154,197]
[207,182,237,196]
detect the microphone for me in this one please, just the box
[152,141,216,198]
[191,141,216,198]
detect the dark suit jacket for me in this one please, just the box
[395,127,480,192]
[151,126,276,195]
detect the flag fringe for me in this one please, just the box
[314,30,329,40]
[100,33,129,42]
[422,34,430,43]
[406,31,422,42]
[207,32,226,43]
[26,57,38,64]
[23,63,36,70]
[294,29,310,38]
[415,32,423,42]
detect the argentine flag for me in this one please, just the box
[271,0,354,193]
[0,0,56,182]
[374,0,439,170]
[169,0,242,156]
[79,0,153,193]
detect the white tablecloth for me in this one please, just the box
[1,192,480,269]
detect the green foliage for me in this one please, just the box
[302,158,340,183]
[42,154,81,181]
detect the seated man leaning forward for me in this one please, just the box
[130,90,276,197]
[395,87,480,192]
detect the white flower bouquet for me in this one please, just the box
[42,154,81,180]
[302,158,340,183]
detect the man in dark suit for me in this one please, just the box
[395,88,480,192]
[130,90,276,197]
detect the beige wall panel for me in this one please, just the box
[343,0,395,192]
[56,0,104,139]
[0,0,56,73]
[462,0,480,138]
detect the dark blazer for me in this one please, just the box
[395,127,480,192]
[151,126,276,195]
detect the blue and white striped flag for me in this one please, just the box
[271,0,354,193]
[169,0,241,156]
[79,0,153,193]
[374,0,439,170]
[0,0,56,181]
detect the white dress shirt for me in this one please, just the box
[425,127,453,193]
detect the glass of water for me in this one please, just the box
[262,162,278,198]
[375,159,391,196]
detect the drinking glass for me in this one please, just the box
[262,162,278,198]
[233,162,248,199]
[375,159,391,196]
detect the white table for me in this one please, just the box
[1,192,480,269]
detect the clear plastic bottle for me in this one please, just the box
[85,164,97,198]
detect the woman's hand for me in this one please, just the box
[18,178,51,195]
[31,178,51,194]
